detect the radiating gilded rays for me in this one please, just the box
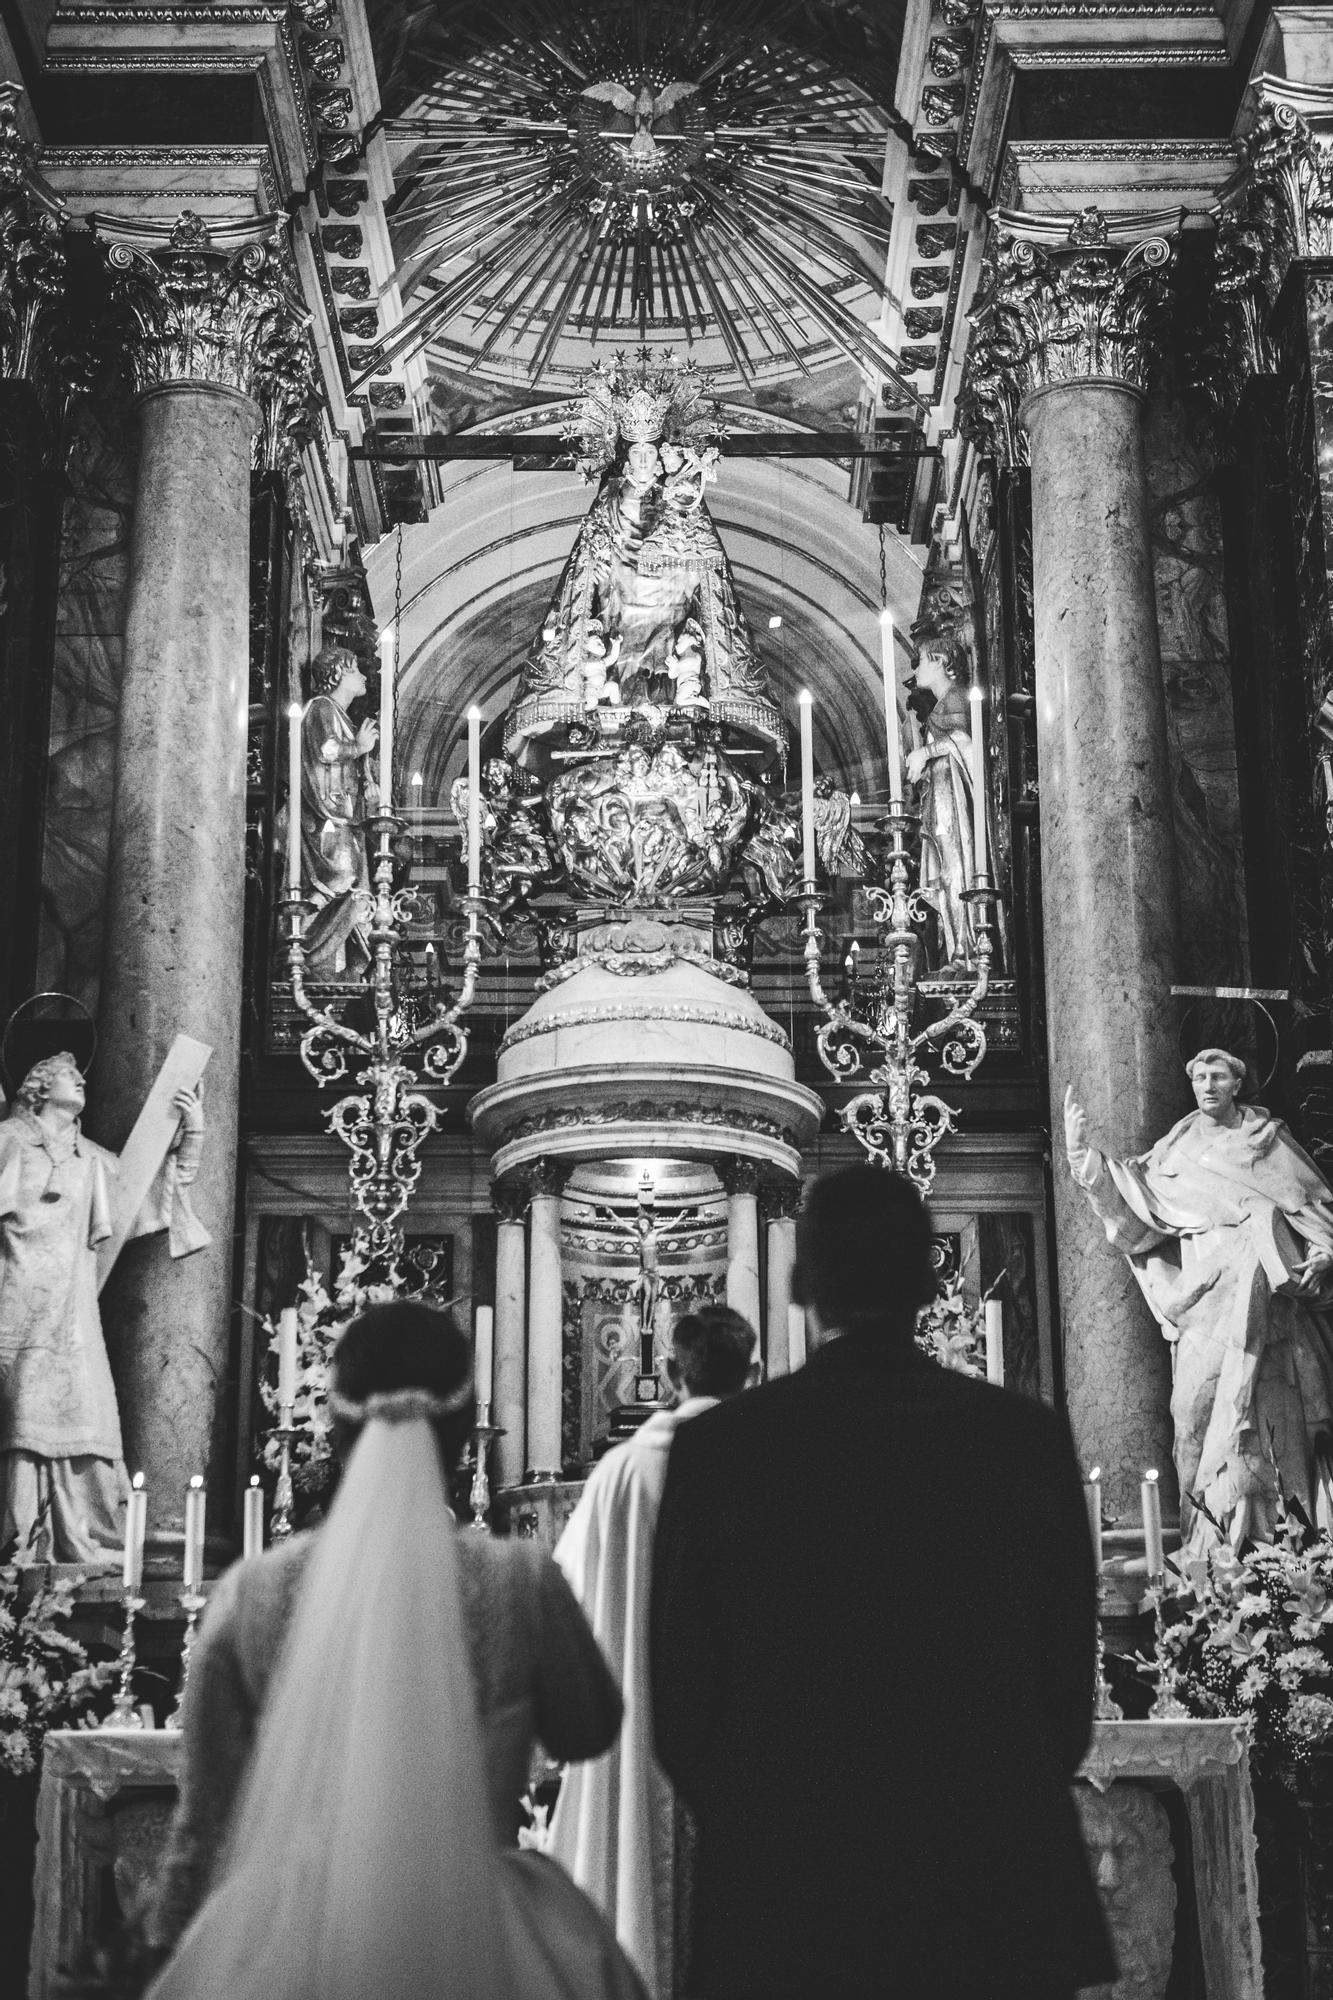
[369,0,914,396]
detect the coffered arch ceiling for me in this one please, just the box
[367,0,911,400]
[370,436,924,808]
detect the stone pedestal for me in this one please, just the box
[1024,374,1180,1513]
[93,381,258,1545]
[493,1194,528,1491]
[525,1163,565,1479]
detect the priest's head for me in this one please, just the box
[330,1301,476,1471]
[668,1305,758,1402]
[793,1165,936,1347]
[1186,1048,1247,1123]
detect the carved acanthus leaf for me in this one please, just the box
[91,208,320,466]
[958,204,1180,468]
[0,84,68,389]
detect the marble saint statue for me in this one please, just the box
[0,1053,208,1564]
[1065,1050,1333,1551]
[292,643,378,978]
[906,639,984,970]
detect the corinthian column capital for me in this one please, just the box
[960,204,1181,467]
[0,84,68,388]
[91,208,319,460]
[1238,76,1333,271]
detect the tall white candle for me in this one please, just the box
[880,612,903,807]
[1141,1468,1165,1578]
[243,1476,264,1561]
[183,1475,206,1591]
[1085,1466,1103,1572]
[379,628,395,806]
[286,702,302,894]
[969,684,989,882]
[797,690,816,883]
[123,1472,147,1591]
[787,1302,807,1370]
[277,1307,298,1417]
[474,1304,494,1409]
[467,704,482,893]
[984,1298,1004,1385]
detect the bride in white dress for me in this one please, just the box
[146,1301,647,2000]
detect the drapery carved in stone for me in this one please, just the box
[959,204,1181,468]
[0,84,68,389]
[90,208,320,468]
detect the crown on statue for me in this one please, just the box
[567,350,723,479]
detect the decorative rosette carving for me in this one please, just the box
[960,204,1182,468]
[91,208,320,467]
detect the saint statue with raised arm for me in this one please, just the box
[291,643,378,979]
[0,1053,208,1564]
[1065,1049,1333,1551]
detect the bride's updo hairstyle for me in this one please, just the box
[330,1300,476,1472]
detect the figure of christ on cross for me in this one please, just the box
[634,1174,661,1400]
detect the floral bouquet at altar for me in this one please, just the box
[1153,1496,1333,1778]
[0,1552,114,1776]
[257,1242,391,1507]
[914,1276,986,1376]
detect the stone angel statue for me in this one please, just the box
[811,777,867,879]
[0,1050,208,1564]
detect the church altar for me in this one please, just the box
[29,1730,180,2000]
[27,1718,1261,1999]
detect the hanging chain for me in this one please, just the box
[392,523,404,805]
[878,521,888,614]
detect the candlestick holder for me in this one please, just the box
[800,808,998,1188]
[101,1590,147,1729]
[270,1418,298,1542]
[1093,1576,1124,1721]
[469,1401,505,1532]
[282,811,485,1270]
[1146,1572,1188,1718]
[167,1588,207,1729]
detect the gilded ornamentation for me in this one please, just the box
[1238,77,1333,272]
[500,997,790,1055]
[0,84,68,390]
[91,208,319,461]
[960,204,1181,467]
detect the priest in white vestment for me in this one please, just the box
[548,1304,758,2000]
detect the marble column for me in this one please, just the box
[88,210,311,1551]
[0,91,67,1027]
[761,1178,801,1377]
[965,208,1183,1519]
[524,1159,566,1479]
[492,1180,529,1491]
[721,1158,762,1337]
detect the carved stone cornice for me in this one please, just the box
[959,203,1181,466]
[91,208,319,462]
[0,85,69,390]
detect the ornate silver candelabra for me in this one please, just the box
[270,1415,298,1542]
[803,806,997,1187]
[101,1590,147,1729]
[468,1401,505,1532]
[1146,1573,1188,1718]
[168,1588,207,1728]
[285,810,483,1263]
[1093,1577,1125,1721]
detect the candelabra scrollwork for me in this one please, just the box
[285,810,484,1263]
[804,807,997,1188]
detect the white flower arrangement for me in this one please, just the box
[1155,1494,1333,1778]
[0,1556,115,1776]
[914,1276,986,1376]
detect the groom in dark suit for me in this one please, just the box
[650,1164,1114,2000]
